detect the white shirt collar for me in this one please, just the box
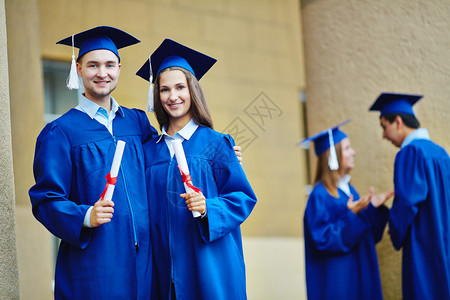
[76,94,123,118]
[157,118,199,143]
[338,174,352,196]
[401,128,430,148]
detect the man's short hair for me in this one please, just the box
[382,113,420,129]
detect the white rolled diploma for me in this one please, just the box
[103,140,126,201]
[172,139,201,218]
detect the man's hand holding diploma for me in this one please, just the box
[90,199,115,227]
[90,140,126,227]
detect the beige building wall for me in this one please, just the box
[301,0,450,299]
[0,0,19,299]
[7,0,307,298]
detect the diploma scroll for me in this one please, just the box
[101,140,126,201]
[172,139,201,218]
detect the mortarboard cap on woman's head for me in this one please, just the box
[136,38,217,83]
[369,92,423,117]
[136,39,217,112]
[56,26,140,61]
[298,119,350,170]
[298,119,350,156]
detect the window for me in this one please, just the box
[43,60,82,122]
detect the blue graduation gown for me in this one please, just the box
[304,182,388,300]
[144,126,257,300]
[389,139,450,300]
[29,108,157,299]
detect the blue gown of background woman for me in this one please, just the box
[304,182,389,300]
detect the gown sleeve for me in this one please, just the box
[362,204,389,243]
[305,187,371,254]
[389,146,428,250]
[29,123,91,249]
[197,135,257,243]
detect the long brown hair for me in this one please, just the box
[313,142,344,197]
[153,67,214,130]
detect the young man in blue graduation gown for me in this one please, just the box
[136,39,257,300]
[29,26,157,299]
[370,92,450,300]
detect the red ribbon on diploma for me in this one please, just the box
[100,172,118,199]
[178,166,202,193]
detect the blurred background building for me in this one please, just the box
[1,0,449,299]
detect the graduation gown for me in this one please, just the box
[304,182,388,300]
[389,139,450,300]
[144,126,257,300]
[29,108,157,299]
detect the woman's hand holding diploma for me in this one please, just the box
[181,191,206,215]
[172,139,202,218]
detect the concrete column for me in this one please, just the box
[0,0,20,298]
[5,0,53,298]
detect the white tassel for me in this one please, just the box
[328,129,339,170]
[66,35,79,90]
[146,57,154,112]
[146,74,154,112]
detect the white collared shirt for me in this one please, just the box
[157,118,199,157]
[75,94,122,135]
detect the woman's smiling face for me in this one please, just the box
[158,69,192,124]
[339,137,356,174]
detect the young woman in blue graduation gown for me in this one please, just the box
[302,127,393,300]
[140,40,257,300]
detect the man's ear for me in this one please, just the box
[76,62,82,77]
[394,115,404,129]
